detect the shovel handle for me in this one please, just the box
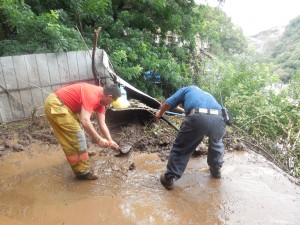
[161,116,179,131]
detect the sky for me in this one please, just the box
[196,0,300,36]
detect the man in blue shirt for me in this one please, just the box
[155,85,226,190]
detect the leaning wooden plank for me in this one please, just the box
[0,93,13,122]
[31,88,45,116]
[7,91,25,121]
[76,51,89,81]
[36,53,51,87]
[57,52,70,83]
[0,57,14,122]
[46,53,61,85]
[1,56,18,90]
[12,55,29,89]
[35,53,52,102]
[19,89,34,118]
[67,51,80,82]
[0,57,6,91]
[86,50,94,80]
[0,56,24,120]
[24,54,40,87]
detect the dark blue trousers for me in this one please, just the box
[166,113,226,179]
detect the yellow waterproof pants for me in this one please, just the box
[44,93,91,176]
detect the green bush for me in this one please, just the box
[0,1,83,55]
[199,55,299,177]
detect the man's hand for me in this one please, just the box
[97,137,110,147]
[155,102,171,120]
[109,140,119,151]
[155,111,162,119]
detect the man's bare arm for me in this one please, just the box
[79,107,109,147]
[155,102,172,119]
[95,112,119,150]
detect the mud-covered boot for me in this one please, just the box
[76,170,98,180]
[209,166,221,179]
[160,174,175,190]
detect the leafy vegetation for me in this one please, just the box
[0,0,299,178]
[0,0,243,96]
[200,55,299,176]
[0,0,84,54]
[264,16,300,83]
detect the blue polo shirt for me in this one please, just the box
[165,85,222,115]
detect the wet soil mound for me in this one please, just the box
[0,114,242,163]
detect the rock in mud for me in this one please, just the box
[129,162,136,170]
[13,144,25,152]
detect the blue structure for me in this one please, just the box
[144,70,161,84]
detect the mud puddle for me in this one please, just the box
[0,142,300,225]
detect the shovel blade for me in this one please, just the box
[120,144,132,154]
[114,144,132,156]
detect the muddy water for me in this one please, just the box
[0,143,299,225]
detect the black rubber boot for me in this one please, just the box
[160,174,175,190]
[209,166,221,179]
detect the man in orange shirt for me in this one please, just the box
[44,83,121,180]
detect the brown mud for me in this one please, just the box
[0,116,300,225]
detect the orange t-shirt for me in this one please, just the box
[55,83,105,114]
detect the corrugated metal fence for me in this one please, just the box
[0,49,113,123]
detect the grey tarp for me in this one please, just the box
[100,50,161,109]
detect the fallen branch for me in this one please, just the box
[240,138,288,169]
[76,26,92,59]
[231,124,290,173]
[92,27,103,86]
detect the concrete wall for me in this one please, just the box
[0,49,113,123]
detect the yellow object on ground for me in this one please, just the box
[112,97,130,109]
[44,93,91,176]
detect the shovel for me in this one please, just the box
[148,110,180,131]
[160,115,180,131]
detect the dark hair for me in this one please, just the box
[103,84,121,100]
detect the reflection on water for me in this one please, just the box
[0,144,299,225]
